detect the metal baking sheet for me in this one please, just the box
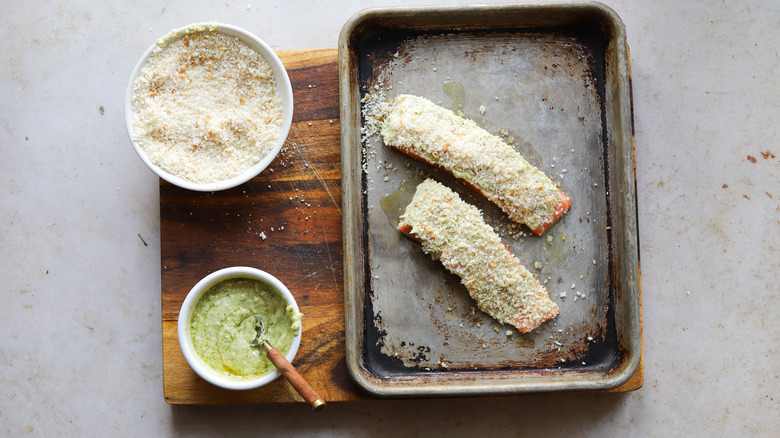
[339,3,640,397]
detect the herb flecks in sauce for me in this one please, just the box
[190,278,301,380]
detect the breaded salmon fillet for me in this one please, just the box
[398,179,558,333]
[381,94,570,235]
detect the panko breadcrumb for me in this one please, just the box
[131,29,282,184]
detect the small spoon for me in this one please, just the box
[250,315,326,412]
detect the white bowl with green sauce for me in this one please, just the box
[178,267,303,390]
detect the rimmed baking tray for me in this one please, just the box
[339,2,640,397]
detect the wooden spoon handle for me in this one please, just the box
[263,341,326,412]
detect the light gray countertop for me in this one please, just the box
[2,0,777,435]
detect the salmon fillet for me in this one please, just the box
[398,179,558,333]
[381,94,570,235]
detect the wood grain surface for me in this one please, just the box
[161,48,364,405]
[160,48,642,405]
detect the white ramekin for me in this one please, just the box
[177,266,302,390]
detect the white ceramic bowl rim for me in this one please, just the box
[124,22,293,192]
[177,266,302,390]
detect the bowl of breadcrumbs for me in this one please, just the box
[125,22,293,191]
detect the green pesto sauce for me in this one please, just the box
[190,278,302,381]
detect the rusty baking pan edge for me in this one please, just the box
[339,2,640,397]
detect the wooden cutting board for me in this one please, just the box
[160,48,643,405]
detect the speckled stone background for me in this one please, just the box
[1,0,777,435]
